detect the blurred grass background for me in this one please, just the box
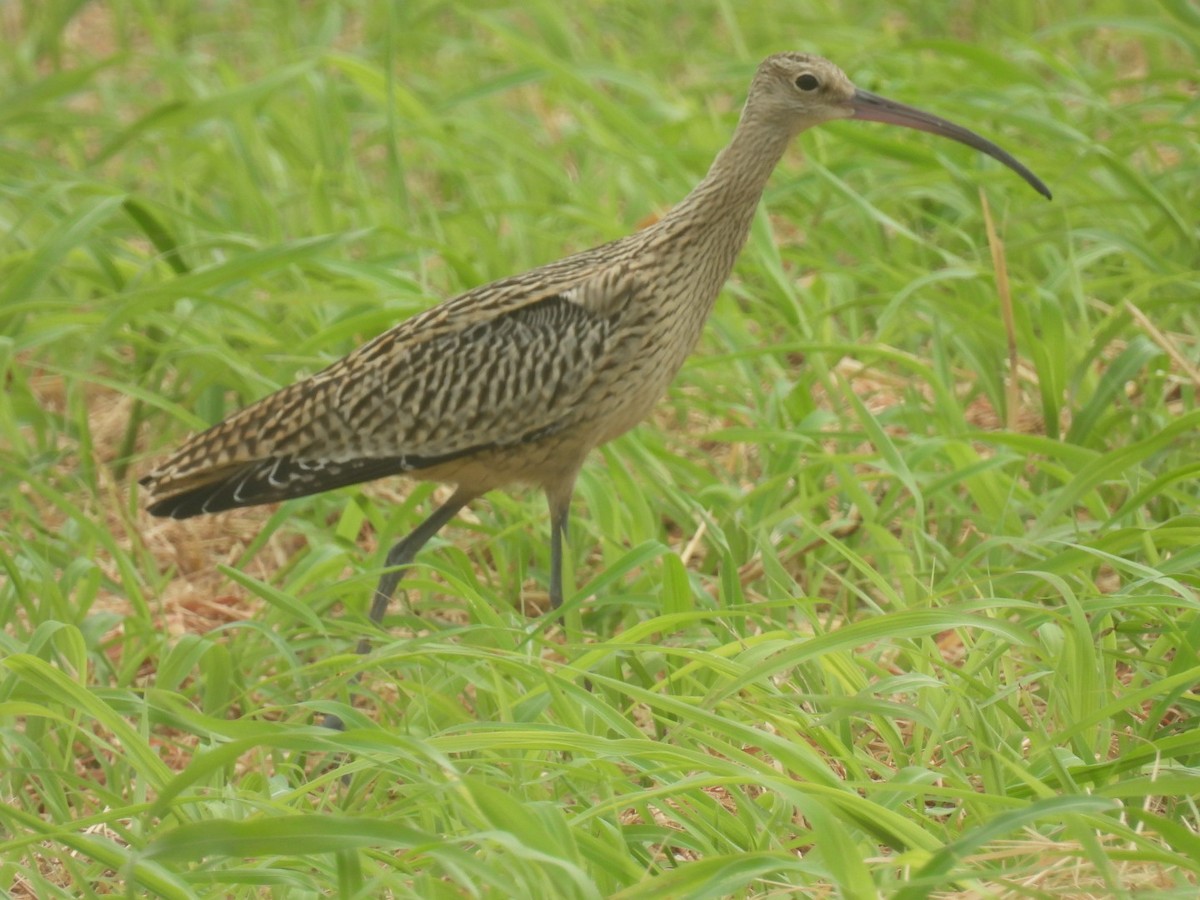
[1,0,1197,896]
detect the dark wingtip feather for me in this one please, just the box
[145,485,245,519]
[141,453,461,520]
[143,458,333,520]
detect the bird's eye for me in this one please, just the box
[794,73,820,91]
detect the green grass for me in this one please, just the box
[2,0,1198,896]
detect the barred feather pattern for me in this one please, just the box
[142,54,826,519]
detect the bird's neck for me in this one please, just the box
[658,109,795,253]
[591,110,797,403]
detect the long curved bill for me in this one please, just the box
[851,89,1052,200]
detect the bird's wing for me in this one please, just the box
[141,264,642,517]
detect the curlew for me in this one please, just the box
[142,53,1049,681]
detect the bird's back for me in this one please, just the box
[140,237,659,518]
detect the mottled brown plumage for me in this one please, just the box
[142,55,1048,688]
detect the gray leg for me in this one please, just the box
[322,489,472,730]
[363,490,472,637]
[547,490,572,609]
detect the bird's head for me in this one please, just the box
[748,53,1051,199]
[748,53,859,129]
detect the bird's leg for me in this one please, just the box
[322,488,472,730]
[363,489,472,635]
[549,505,567,609]
[546,482,575,609]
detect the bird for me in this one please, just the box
[142,52,1049,657]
